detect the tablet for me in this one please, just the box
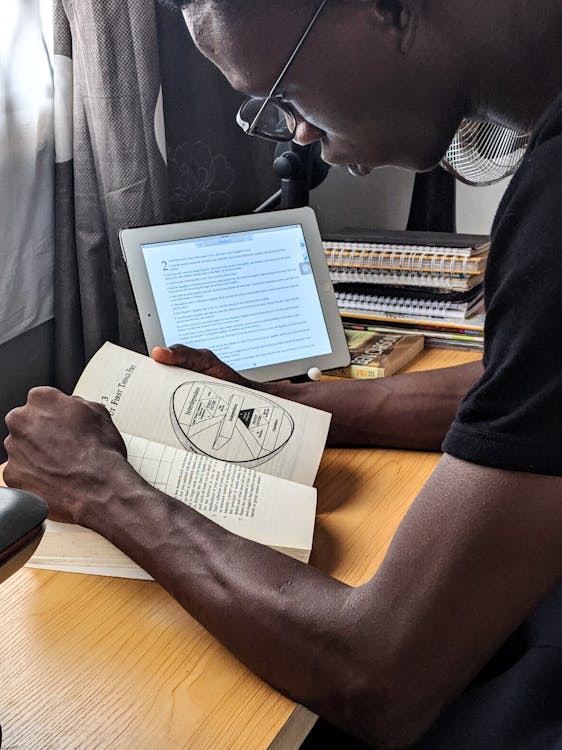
[119,207,350,381]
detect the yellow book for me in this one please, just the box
[326,328,424,379]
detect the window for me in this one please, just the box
[0,0,54,345]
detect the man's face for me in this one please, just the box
[183,3,467,173]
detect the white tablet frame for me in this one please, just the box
[119,207,349,382]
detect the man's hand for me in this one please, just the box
[4,387,127,524]
[153,347,484,450]
[151,345,252,387]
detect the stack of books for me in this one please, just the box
[323,230,489,350]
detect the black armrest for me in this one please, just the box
[0,487,48,584]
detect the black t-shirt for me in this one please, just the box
[443,92,562,475]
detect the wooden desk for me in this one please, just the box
[0,349,480,750]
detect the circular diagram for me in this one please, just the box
[170,382,294,466]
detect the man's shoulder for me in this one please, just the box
[491,92,562,239]
[529,91,562,150]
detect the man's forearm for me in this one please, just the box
[263,361,483,450]
[90,449,562,749]
[85,465,382,738]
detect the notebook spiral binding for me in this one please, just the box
[323,240,488,291]
[325,244,477,276]
[334,291,484,320]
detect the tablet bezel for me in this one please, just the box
[119,207,350,382]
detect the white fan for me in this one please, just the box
[441,119,530,186]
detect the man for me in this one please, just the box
[4,1,562,747]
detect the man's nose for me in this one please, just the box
[292,117,325,146]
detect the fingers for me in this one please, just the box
[5,387,119,450]
[5,386,60,423]
[151,346,177,364]
[151,344,217,371]
[150,344,250,388]
[2,383,129,522]
[6,388,86,430]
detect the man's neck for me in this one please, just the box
[469,0,561,132]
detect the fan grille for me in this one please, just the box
[441,119,530,186]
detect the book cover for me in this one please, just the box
[326,329,424,379]
[27,343,332,578]
[339,309,486,332]
[340,320,484,352]
[323,228,490,251]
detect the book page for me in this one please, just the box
[28,433,317,578]
[123,433,316,553]
[74,343,331,486]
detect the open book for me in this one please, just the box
[28,343,332,579]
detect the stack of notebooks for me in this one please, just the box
[323,229,489,350]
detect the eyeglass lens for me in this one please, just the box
[239,99,296,141]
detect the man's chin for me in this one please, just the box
[347,164,373,177]
[340,158,443,176]
[321,146,445,175]
[319,157,374,176]
[413,155,447,173]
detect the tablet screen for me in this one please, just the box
[140,224,332,372]
[120,207,350,381]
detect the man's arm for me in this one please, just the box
[152,346,483,450]
[5,387,562,749]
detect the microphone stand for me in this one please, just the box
[254,141,329,213]
[273,141,315,209]
[253,142,331,381]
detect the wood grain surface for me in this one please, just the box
[0,348,480,749]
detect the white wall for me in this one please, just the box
[310,166,415,235]
[455,178,510,235]
[310,164,510,237]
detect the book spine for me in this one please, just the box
[344,321,484,340]
[329,270,480,291]
[339,310,485,331]
[328,364,386,379]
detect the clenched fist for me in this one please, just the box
[4,386,128,525]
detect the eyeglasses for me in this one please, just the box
[236,0,328,142]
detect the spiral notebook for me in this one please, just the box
[323,230,489,292]
[334,284,484,320]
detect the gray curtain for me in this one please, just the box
[156,5,277,222]
[53,0,276,393]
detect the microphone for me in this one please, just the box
[254,142,330,212]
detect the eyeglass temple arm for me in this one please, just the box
[247,0,329,134]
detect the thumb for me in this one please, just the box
[151,346,178,365]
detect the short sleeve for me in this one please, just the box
[443,97,562,476]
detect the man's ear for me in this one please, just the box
[369,0,418,52]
